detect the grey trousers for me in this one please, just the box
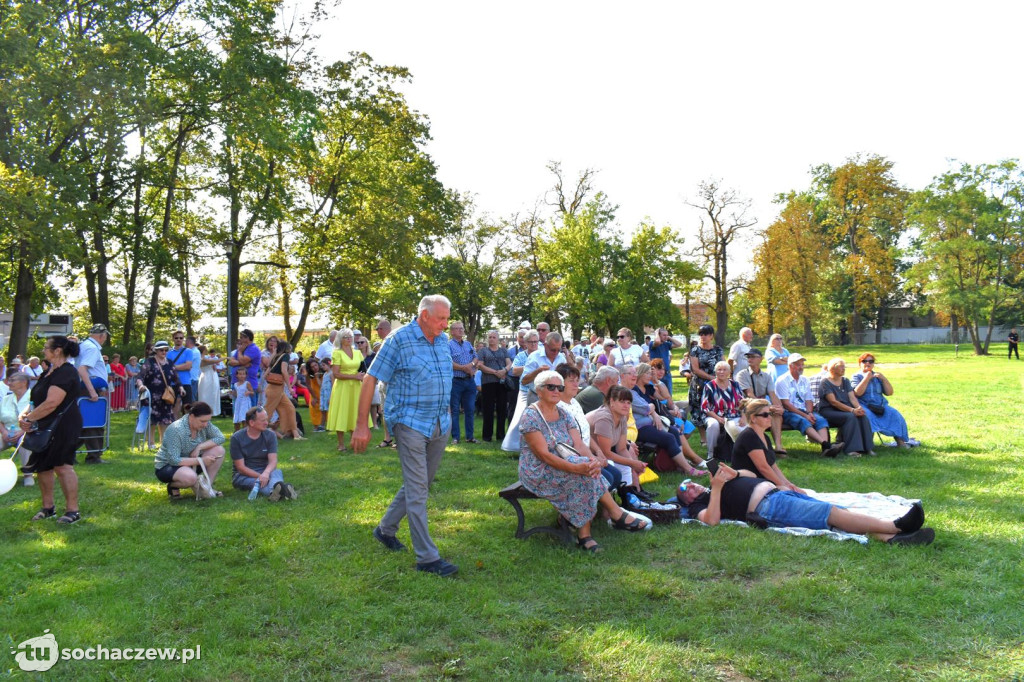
[379,421,449,564]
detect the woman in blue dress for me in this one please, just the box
[851,353,917,448]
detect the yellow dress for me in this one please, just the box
[326,348,369,432]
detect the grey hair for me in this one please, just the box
[486,329,499,337]
[545,331,563,345]
[636,363,652,380]
[714,360,731,373]
[525,330,540,342]
[535,369,562,387]
[594,366,620,386]
[516,329,527,340]
[826,357,845,372]
[418,294,451,315]
[5,372,28,384]
[740,327,752,337]
[337,328,354,344]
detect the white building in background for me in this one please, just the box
[0,313,74,349]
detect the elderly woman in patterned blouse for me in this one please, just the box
[701,360,745,460]
[519,370,648,553]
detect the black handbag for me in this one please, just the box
[22,402,73,453]
[867,403,886,416]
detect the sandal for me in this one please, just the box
[611,511,648,532]
[167,484,182,501]
[577,536,603,553]
[377,440,393,448]
[56,511,81,525]
[31,507,56,521]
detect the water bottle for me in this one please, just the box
[248,480,260,501]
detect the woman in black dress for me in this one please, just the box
[136,340,183,442]
[19,335,84,524]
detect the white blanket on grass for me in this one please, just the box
[681,490,922,545]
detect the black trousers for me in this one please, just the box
[480,382,509,441]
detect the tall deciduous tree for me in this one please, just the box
[687,180,756,346]
[813,154,908,343]
[908,160,1023,355]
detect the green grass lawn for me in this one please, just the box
[2,345,1023,680]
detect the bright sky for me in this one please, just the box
[322,1,1023,254]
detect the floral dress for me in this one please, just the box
[518,404,606,528]
[687,344,723,428]
[138,357,180,426]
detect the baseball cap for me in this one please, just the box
[787,353,806,364]
[744,348,763,358]
[89,323,110,335]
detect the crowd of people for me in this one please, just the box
[2,308,934,562]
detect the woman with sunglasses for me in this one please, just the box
[136,340,184,443]
[728,399,806,495]
[519,370,648,553]
[851,353,916,449]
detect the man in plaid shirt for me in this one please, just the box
[351,295,459,577]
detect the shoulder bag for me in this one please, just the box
[193,456,216,500]
[265,353,286,385]
[22,401,74,453]
[155,361,176,404]
[531,405,584,461]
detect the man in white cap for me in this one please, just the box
[774,354,843,457]
[76,323,111,463]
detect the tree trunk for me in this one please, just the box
[874,306,886,345]
[950,312,959,345]
[289,270,315,347]
[802,316,814,347]
[146,119,186,345]
[7,241,36,361]
[122,158,146,345]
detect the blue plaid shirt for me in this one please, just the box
[449,338,477,379]
[369,317,453,438]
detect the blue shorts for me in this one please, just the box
[782,410,828,434]
[755,489,835,530]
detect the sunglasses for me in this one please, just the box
[754,412,771,419]
[540,383,565,392]
[616,335,627,339]
[863,359,875,364]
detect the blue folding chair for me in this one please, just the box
[78,396,110,456]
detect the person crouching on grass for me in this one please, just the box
[677,462,934,545]
[230,406,297,501]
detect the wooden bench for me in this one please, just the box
[498,482,575,545]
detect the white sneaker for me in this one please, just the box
[907,438,921,447]
[23,476,34,487]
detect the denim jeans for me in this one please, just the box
[232,467,284,497]
[449,377,477,440]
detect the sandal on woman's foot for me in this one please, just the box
[577,536,603,553]
[56,511,81,525]
[32,507,56,521]
[611,511,648,532]
[377,440,393,448]
[167,484,182,501]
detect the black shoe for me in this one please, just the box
[822,442,844,458]
[280,483,298,500]
[416,558,458,577]
[887,527,935,546]
[465,438,479,444]
[894,502,924,533]
[634,488,656,503]
[373,527,407,552]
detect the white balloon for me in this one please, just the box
[0,458,18,495]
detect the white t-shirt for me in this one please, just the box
[774,372,810,408]
[75,337,107,383]
[562,398,590,446]
[315,340,334,362]
[729,340,751,377]
[610,344,643,369]
[521,349,569,393]
[23,363,44,388]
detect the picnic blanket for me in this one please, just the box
[679,489,922,545]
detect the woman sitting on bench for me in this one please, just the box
[519,370,648,554]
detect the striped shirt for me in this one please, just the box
[154,415,226,468]
[369,317,453,438]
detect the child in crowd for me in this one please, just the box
[318,357,333,429]
[135,385,155,449]
[233,378,255,432]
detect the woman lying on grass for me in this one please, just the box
[677,462,934,545]
[519,370,649,554]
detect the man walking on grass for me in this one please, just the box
[351,295,457,577]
